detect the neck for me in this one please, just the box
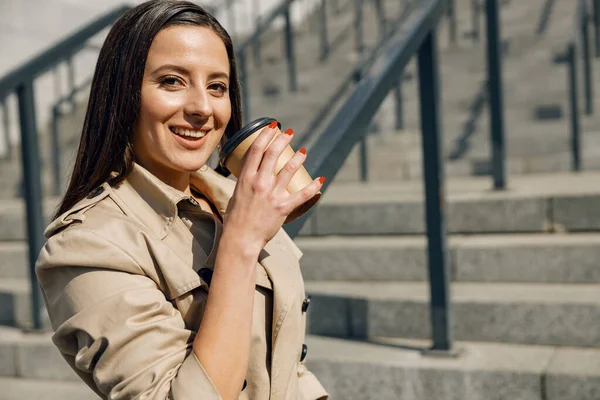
[137,160,192,195]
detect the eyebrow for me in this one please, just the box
[151,64,230,82]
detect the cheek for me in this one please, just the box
[214,97,232,129]
[139,89,183,128]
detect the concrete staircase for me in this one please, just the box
[298,171,600,399]
[2,0,600,399]
[340,0,600,182]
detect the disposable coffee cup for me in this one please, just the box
[219,117,321,224]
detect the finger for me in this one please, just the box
[257,128,294,180]
[280,176,325,212]
[240,120,279,174]
[274,147,306,191]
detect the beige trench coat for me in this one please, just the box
[35,163,328,400]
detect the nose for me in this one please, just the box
[184,86,213,120]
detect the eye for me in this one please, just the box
[159,76,183,88]
[209,82,228,96]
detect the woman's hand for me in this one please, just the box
[222,121,324,253]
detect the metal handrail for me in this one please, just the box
[566,0,595,171]
[235,0,303,120]
[0,5,131,330]
[295,0,419,150]
[0,6,129,98]
[285,0,455,354]
[236,0,381,121]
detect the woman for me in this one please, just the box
[35,1,328,399]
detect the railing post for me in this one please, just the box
[17,81,45,331]
[239,51,249,123]
[319,0,329,61]
[583,6,594,115]
[67,57,76,114]
[374,0,386,39]
[228,0,237,40]
[472,0,480,41]
[51,106,62,196]
[568,44,582,171]
[283,7,298,92]
[1,98,11,160]
[359,135,368,181]
[594,0,600,57]
[417,30,454,355]
[395,81,404,130]
[485,0,506,190]
[252,0,262,67]
[353,70,369,180]
[332,0,341,14]
[354,0,364,54]
[446,0,457,43]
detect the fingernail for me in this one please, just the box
[318,176,326,184]
[268,121,278,129]
[299,147,306,155]
[284,128,294,135]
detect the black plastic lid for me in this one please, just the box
[219,117,279,169]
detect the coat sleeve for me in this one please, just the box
[297,362,329,400]
[36,228,222,400]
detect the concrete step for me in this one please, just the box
[0,327,77,382]
[0,197,59,240]
[0,279,49,329]
[4,231,600,283]
[0,378,96,400]
[307,335,600,400]
[301,171,600,236]
[333,133,600,182]
[296,233,600,283]
[2,325,599,400]
[305,281,600,347]
[0,242,27,279]
[4,172,600,241]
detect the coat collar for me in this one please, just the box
[112,163,234,240]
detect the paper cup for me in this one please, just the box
[219,117,321,224]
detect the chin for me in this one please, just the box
[173,156,210,173]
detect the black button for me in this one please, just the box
[300,344,307,362]
[86,186,104,199]
[302,295,311,313]
[198,268,213,286]
[242,379,247,391]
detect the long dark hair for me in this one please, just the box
[55,0,242,218]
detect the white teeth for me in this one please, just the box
[171,127,207,138]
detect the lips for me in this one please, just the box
[170,126,209,139]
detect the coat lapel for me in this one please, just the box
[260,230,304,399]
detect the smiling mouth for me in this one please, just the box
[170,126,209,139]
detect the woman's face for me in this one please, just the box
[133,25,231,187]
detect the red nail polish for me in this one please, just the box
[284,128,294,135]
[319,176,326,184]
[299,147,306,155]
[268,121,278,129]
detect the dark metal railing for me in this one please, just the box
[485,0,507,189]
[296,1,417,147]
[236,0,299,120]
[566,0,596,171]
[536,0,556,36]
[0,5,131,330]
[594,0,600,57]
[237,0,376,121]
[286,0,456,354]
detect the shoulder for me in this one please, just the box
[45,183,122,238]
[39,183,148,275]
